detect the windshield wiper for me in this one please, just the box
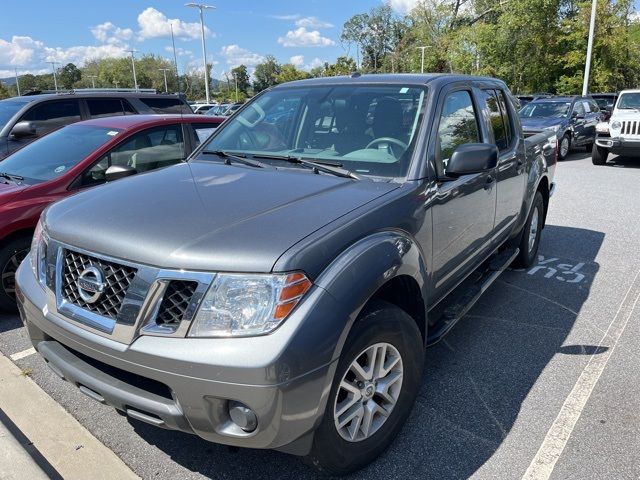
[0,172,24,184]
[202,150,269,169]
[248,153,362,180]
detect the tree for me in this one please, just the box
[323,56,358,76]
[253,55,282,92]
[276,64,311,84]
[231,65,250,94]
[58,63,81,89]
[0,82,10,99]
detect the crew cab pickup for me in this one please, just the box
[592,89,640,165]
[16,74,556,475]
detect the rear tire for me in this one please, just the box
[513,191,544,269]
[591,145,608,165]
[0,236,31,312]
[304,300,424,476]
[585,141,594,153]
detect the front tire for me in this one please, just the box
[591,144,608,165]
[559,134,571,161]
[305,301,424,476]
[513,191,544,269]
[0,236,31,312]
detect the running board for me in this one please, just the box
[426,247,519,347]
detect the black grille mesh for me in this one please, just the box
[61,250,136,319]
[156,280,198,327]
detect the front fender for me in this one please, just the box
[314,230,429,362]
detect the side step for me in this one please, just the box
[426,247,519,347]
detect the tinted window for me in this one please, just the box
[0,125,119,184]
[483,90,508,150]
[588,100,600,112]
[572,102,585,116]
[203,85,427,178]
[139,97,189,114]
[437,90,480,174]
[22,100,81,134]
[495,90,513,147]
[0,100,28,128]
[81,124,185,186]
[87,98,126,118]
[123,100,136,114]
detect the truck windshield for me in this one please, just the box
[617,93,640,110]
[520,101,570,118]
[0,124,120,184]
[200,84,427,178]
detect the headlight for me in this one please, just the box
[29,219,48,288]
[611,120,622,130]
[595,122,610,133]
[189,272,312,337]
[548,125,561,132]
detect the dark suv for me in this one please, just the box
[0,92,192,160]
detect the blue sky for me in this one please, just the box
[0,0,415,79]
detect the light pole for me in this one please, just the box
[127,50,138,91]
[88,75,97,88]
[417,46,430,74]
[158,68,170,92]
[233,71,238,102]
[582,0,598,96]
[14,68,20,96]
[186,3,215,104]
[170,23,180,91]
[48,61,59,92]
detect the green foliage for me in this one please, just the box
[231,65,251,94]
[276,64,312,83]
[253,55,282,92]
[58,63,81,89]
[0,82,10,99]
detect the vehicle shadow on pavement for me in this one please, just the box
[128,224,603,480]
[605,156,640,169]
[0,313,22,334]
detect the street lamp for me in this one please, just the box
[14,68,20,96]
[88,75,97,88]
[582,0,597,96]
[185,3,215,104]
[233,71,238,102]
[416,46,431,74]
[158,68,171,93]
[47,61,59,92]
[128,50,138,91]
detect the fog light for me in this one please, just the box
[228,401,258,432]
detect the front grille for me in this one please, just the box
[61,250,137,319]
[622,120,640,136]
[155,280,198,327]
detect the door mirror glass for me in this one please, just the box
[10,121,37,138]
[446,143,498,177]
[105,164,137,182]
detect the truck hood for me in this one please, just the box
[520,117,566,131]
[44,161,398,273]
[610,110,640,121]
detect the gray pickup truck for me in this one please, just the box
[16,74,556,475]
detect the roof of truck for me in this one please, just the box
[275,73,507,88]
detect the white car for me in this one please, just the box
[191,103,218,115]
[593,89,640,165]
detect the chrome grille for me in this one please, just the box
[155,280,198,327]
[61,250,137,319]
[622,120,640,136]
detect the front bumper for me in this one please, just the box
[15,260,340,454]
[595,135,640,155]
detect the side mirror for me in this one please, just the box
[446,143,498,177]
[105,165,137,182]
[10,121,36,138]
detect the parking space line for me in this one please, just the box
[522,269,640,480]
[9,347,36,362]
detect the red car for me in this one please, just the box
[0,114,224,310]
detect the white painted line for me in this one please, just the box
[522,269,640,480]
[9,347,36,361]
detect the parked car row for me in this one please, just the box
[10,73,557,475]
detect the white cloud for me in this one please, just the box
[269,14,301,20]
[165,46,193,58]
[278,28,335,47]
[137,7,213,41]
[295,17,333,29]
[388,0,420,14]
[219,44,265,68]
[307,57,325,70]
[289,55,305,67]
[91,22,133,46]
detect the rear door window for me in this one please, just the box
[483,90,509,151]
[81,124,185,186]
[139,97,189,114]
[87,98,127,118]
[22,100,82,134]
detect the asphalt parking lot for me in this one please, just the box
[1,150,639,480]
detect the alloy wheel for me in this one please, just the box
[528,207,539,253]
[333,342,403,442]
[1,249,29,300]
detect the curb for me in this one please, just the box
[0,351,139,480]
